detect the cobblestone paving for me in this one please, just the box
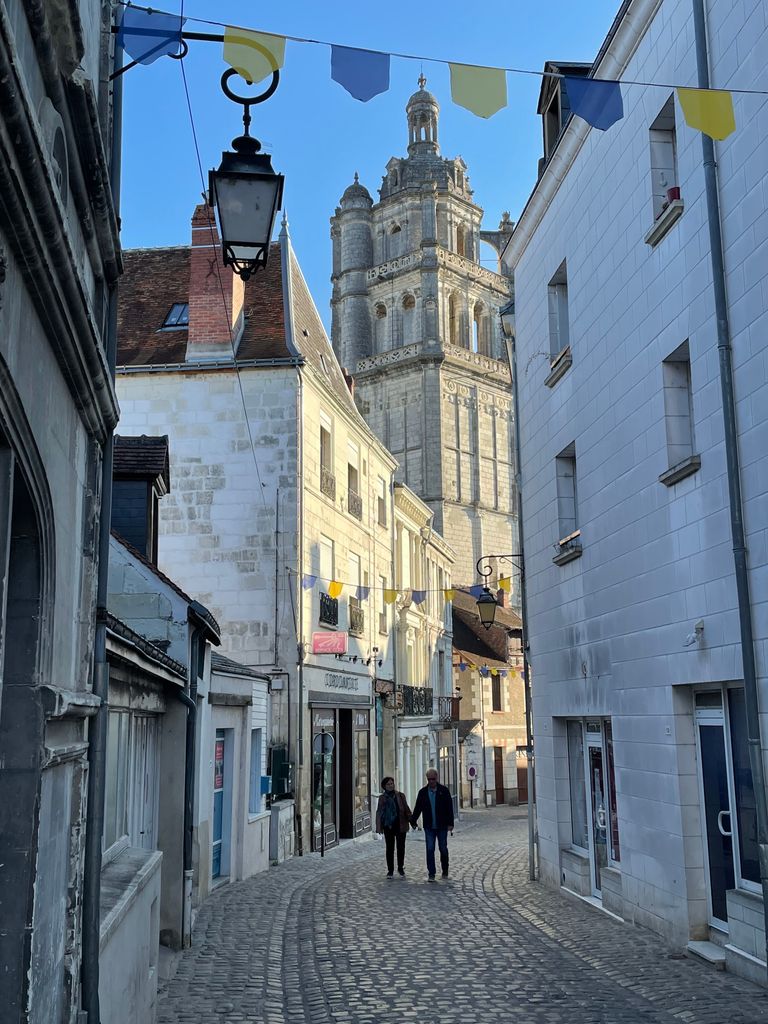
[158,810,768,1024]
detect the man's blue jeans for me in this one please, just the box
[424,827,449,877]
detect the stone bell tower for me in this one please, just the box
[330,79,517,585]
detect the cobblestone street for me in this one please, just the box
[159,810,768,1024]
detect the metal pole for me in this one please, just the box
[692,0,768,971]
[320,729,325,859]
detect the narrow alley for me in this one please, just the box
[158,811,768,1024]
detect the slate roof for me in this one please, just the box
[211,651,271,680]
[115,222,358,419]
[451,590,521,667]
[114,434,170,490]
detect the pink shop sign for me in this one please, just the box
[312,632,348,655]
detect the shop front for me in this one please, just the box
[308,670,373,853]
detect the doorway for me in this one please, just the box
[212,729,233,879]
[587,736,608,896]
[494,747,505,805]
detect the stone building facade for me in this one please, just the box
[0,3,120,1020]
[330,82,518,587]
[505,0,768,985]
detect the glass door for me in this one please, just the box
[587,740,608,896]
[695,691,736,925]
[212,730,225,878]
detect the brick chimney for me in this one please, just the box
[185,203,245,361]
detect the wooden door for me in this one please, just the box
[493,746,505,805]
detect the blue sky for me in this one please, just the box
[120,1,619,327]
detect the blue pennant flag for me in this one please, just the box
[411,590,427,605]
[480,666,490,678]
[356,585,370,602]
[118,7,186,65]
[564,76,624,131]
[331,45,390,102]
[459,662,467,672]
[302,574,316,590]
[468,584,485,599]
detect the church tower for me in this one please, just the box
[330,79,517,585]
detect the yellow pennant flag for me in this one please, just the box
[677,88,735,141]
[223,28,285,86]
[443,588,456,602]
[499,577,511,592]
[491,668,499,676]
[383,589,398,605]
[449,63,507,119]
[328,580,343,599]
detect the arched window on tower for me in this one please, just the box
[374,302,388,351]
[448,293,459,347]
[473,302,485,354]
[456,225,466,257]
[389,224,402,259]
[391,169,399,187]
[402,294,416,345]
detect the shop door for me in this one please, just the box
[494,747,505,805]
[354,711,371,834]
[587,735,608,897]
[695,692,735,925]
[212,730,226,878]
[338,709,353,839]
[312,710,337,851]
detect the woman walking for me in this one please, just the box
[375,777,411,878]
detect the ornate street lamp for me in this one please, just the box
[476,586,499,630]
[209,68,284,280]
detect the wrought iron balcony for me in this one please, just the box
[320,465,336,500]
[348,488,363,521]
[349,599,365,637]
[401,684,433,717]
[435,695,461,724]
[319,592,338,627]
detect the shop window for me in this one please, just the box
[249,728,263,815]
[567,720,588,849]
[604,719,620,863]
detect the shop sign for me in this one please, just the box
[313,710,334,729]
[323,672,359,692]
[312,632,348,655]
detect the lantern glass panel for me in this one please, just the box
[214,174,279,252]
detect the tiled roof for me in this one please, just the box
[117,247,190,366]
[211,651,271,680]
[114,434,170,490]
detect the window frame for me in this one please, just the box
[249,727,263,817]
[161,302,190,330]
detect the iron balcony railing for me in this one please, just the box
[348,488,363,520]
[319,592,338,627]
[401,684,434,717]
[320,465,336,500]
[435,695,461,724]
[349,599,365,636]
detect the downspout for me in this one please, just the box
[692,0,768,971]
[81,22,123,1024]
[178,682,196,948]
[296,368,305,855]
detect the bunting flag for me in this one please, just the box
[491,668,499,676]
[468,584,486,599]
[356,585,370,602]
[223,27,285,85]
[449,62,508,119]
[479,666,490,677]
[411,590,427,605]
[499,577,511,593]
[383,589,398,605]
[331,45,390,102]
[328,580,343,599]
[458,662,467,672]
[565,76,624,130]
[677,87,736,140]
[302,574,316,590]
[444,588,456,602]
[118,7,185,64]
[500,670,507,677]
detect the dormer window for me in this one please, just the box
[161,303,189,330]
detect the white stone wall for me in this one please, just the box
[509,0,768,948]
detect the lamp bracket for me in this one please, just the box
[476,553,522,583]
[221,67,279,152]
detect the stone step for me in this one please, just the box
[687,940,727,969]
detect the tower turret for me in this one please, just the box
[330,173,373,369]
[407,75,439,156]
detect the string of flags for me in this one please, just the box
[115,3,767,142]
[296,570,513,605]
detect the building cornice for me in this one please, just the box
[503,0,662,269]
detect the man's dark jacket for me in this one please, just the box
[410,783,455,831]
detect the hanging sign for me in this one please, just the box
[312,631,348,655]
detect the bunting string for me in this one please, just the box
[286,567,515,604]
[118,2,767,140]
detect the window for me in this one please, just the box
[555,442,578,541]
[374,302,388,352]
[567,721,588,849]
[378,575,388,634]
[547,261,569,360]
[448,293,459,347]
[104,710,130,851]
[456,224,466,257]
[161,303,189,329]
[649,96,679,221]
[377,476,387,527]
[728,689,759,886]
[402,294,416,345]
[491,675,502,712]
[249,728,263,815]
[603,720,620,863]
[347,442,362,520]
[472,302,487,355]
[389,224,402,258]
[348,553,364,635]
[660,341,700,484]
[320,412,335,499]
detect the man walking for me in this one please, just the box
[410,768,455,881]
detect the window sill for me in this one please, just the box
[553,543,582,566]
[100,847,162,947]
[659,454,701,487]
[644,199,684,247]
[544,345,572,388]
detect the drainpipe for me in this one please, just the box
[81,25,123,1024]
[178,684,196,947]
[692,0,768,973]
[295,369,305,855]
